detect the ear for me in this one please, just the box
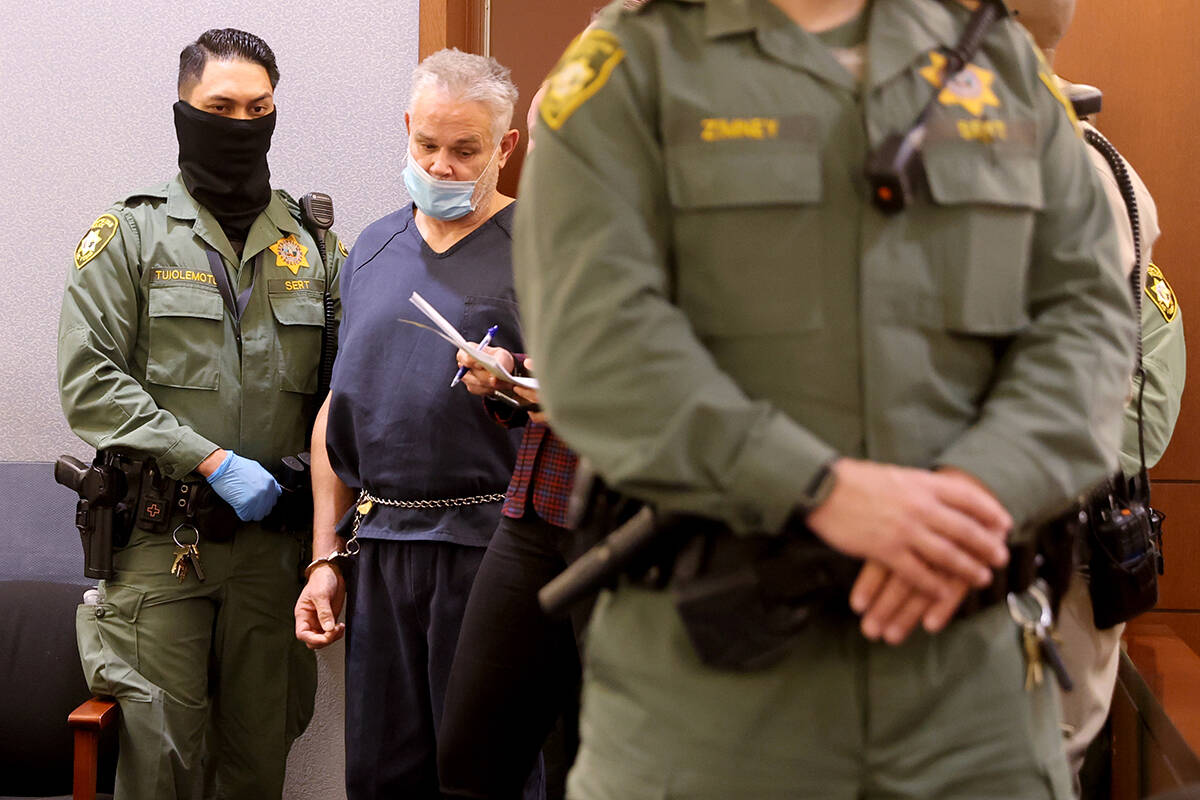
[497,128,521,169]
[403,111,412,135]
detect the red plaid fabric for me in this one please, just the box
[502,422,578,528]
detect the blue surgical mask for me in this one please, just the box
[403,146,499,221]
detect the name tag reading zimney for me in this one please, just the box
[406,291,539,391]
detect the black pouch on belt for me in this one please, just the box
[667,517,860,671]
[135,459,174,535]
[180,481,240,542]
[1087,483,1159,630]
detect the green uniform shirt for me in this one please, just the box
[59,174,345,480]
[515,0,1136,535]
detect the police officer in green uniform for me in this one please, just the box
[1010,0,1187,780]
[515,0,1135,796]
[58,29,345,800]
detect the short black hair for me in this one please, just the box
[178,28,280,94]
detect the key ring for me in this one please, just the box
[1007,580,1053,632]
[172,523,201,549]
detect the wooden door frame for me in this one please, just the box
[419,0,489,58]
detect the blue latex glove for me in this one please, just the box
[205,451,282,522]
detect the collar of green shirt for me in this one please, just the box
[694,0,977,92]
[166,173,303,267]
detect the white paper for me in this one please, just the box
[407,291,539,390]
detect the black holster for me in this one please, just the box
[665,519,861,671]
[54,451,140,579]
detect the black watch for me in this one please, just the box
[800,461,838,513]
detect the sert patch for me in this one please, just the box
[269,234,310,275]
[920,52,1001,118]
[74,214,119,269]
[1145,264,1178,322]
[540,29,625,131]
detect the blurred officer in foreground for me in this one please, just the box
[1012,0,1187,781]
[59,28,344,799]
[515,0,1135,796]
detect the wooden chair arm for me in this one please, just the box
[68,697,118,731]
[68,697,118,800]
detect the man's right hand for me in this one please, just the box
[805,459,1011,601]
[295,565,347,649]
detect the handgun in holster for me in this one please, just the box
[54,453,134,580]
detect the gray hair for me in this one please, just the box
[409,49,519,143]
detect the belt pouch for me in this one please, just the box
[134,459,173,535]
[181,481,240,542]
[669,522,857,672]
[1088,502,1159,629]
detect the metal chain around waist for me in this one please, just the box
[361,489,507,510]
[344,488,507,556]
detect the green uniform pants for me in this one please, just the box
[569,586,1073,800]
[76,524,316,800]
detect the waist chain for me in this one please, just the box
[342,488,506,555]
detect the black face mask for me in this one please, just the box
[174,100,276,240]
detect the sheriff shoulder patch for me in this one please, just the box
[1031,46,1081,135]
[1145,264,1178,322]
[269,234,310,275]
[540,28,625,132]
[75,214,119,269]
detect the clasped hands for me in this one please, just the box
[807,459,1012,645]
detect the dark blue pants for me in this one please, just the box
[345,539,544,800]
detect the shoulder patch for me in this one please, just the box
[540,28,626,132]
[1030,47,1081,136]
[1145,264,1179,322]
[74,214,120,269]
[337,238,349,258]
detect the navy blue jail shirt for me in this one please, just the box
[326,203,523,546]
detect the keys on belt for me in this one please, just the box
[1008,581,1072,692]
[169,525,206,583]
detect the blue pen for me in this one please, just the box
[450,325,499,388]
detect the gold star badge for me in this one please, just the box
[1145,264,1178,322]
[919,52,1001,118]
[269,234,310,275]
[74,214,119,269]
